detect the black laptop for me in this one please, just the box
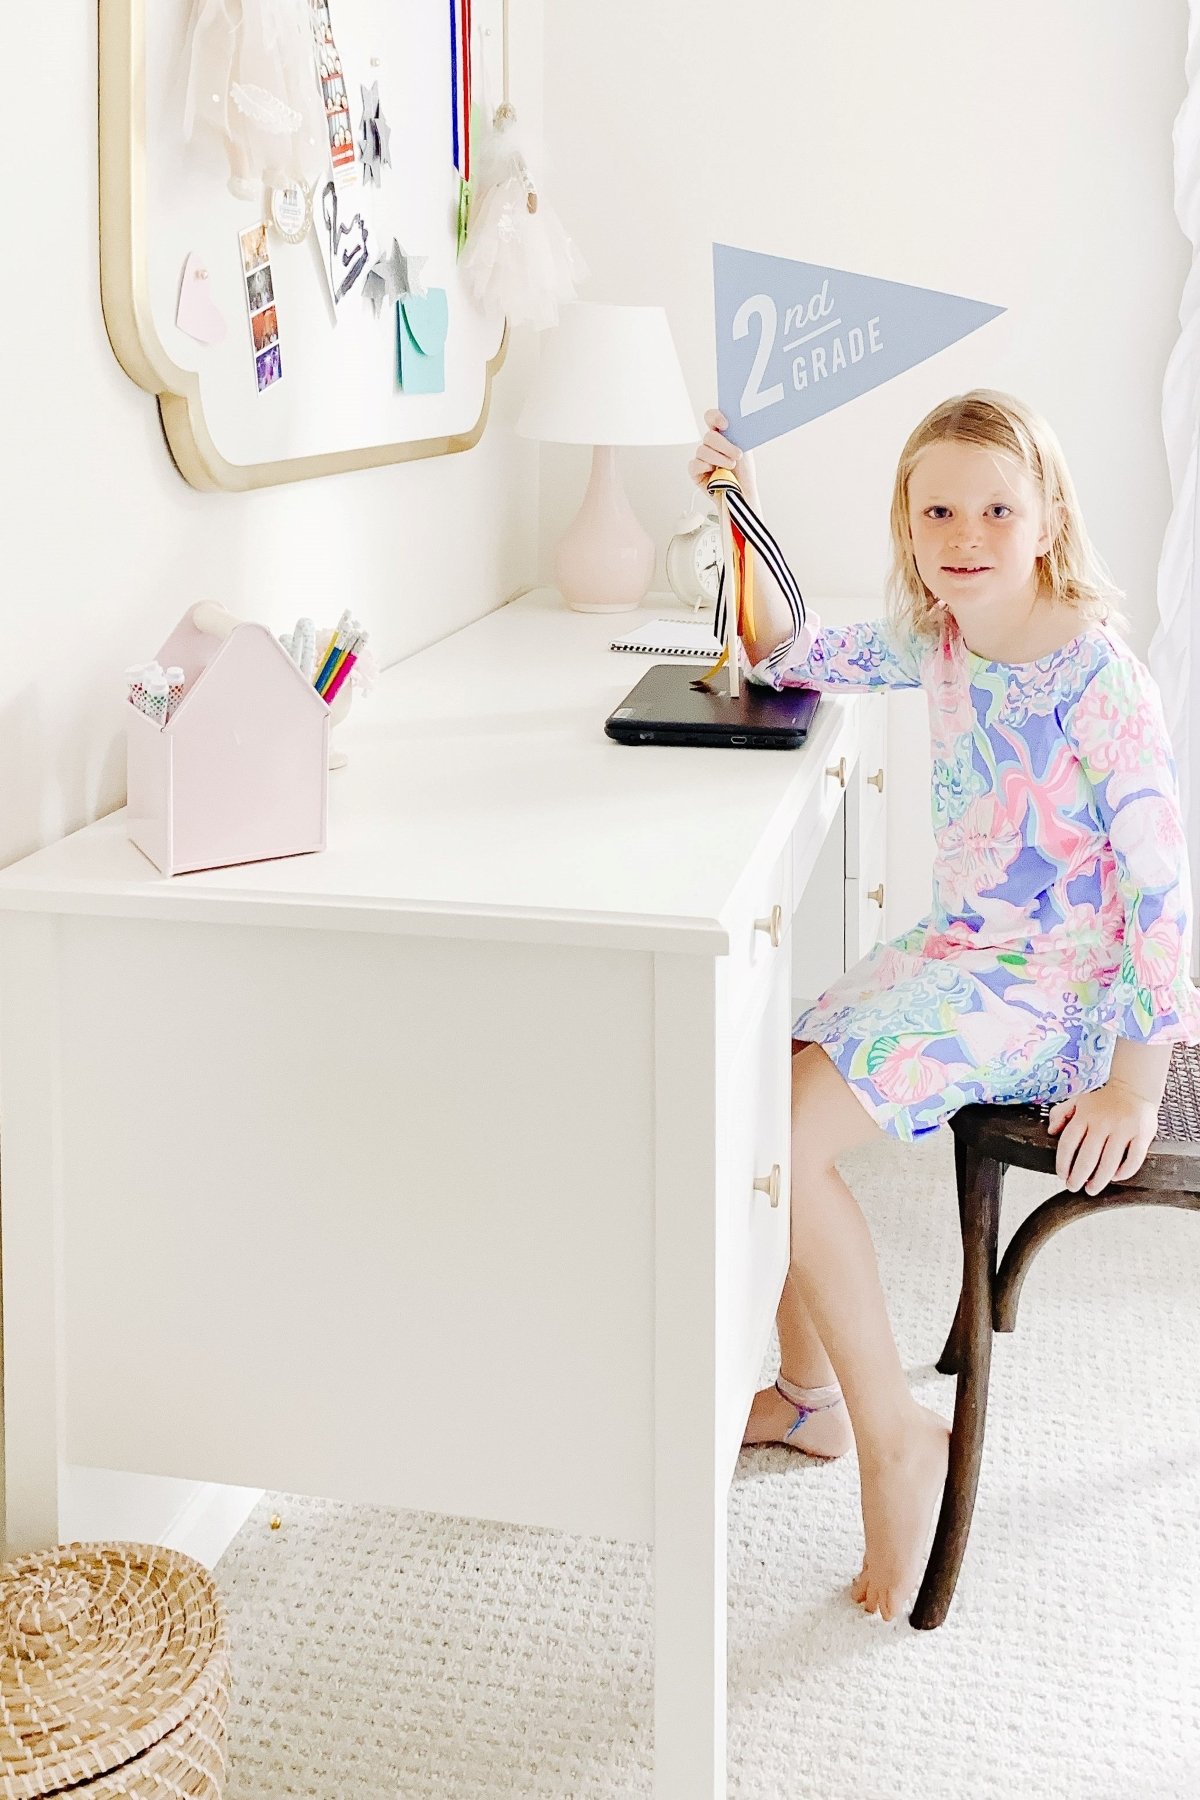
[604,661,820,750]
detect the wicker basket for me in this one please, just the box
[0,1542,230,1799]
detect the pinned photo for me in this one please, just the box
[255,344,282,391]
[239,223,270,273]
[251,305,279,353]
[246,265,274,312]
[238,219,282,391]
[310,0,358,182]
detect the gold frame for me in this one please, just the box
[98,0,508,493]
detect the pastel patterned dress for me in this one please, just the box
[747,613,1200,1141]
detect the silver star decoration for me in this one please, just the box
[357,81,392,186]
[362,237,428,317]
[395,242,428,299]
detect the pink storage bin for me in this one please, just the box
[126,608,330,877]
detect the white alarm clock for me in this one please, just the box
[664,505,723,610]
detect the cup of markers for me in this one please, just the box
[279,610,370,769]
[126,661,185,726]
[278,610,368,697]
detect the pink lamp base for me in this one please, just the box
[553,444,655,613]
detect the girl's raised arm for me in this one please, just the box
[689,407,925,695]
[741,592,925,695]
[1062,657,1200,1043]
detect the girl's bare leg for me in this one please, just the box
[743,1039,851,1457]
[785,1044,949,1621]
[742,1264,856,1457]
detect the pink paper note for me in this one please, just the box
[177,252,228,346]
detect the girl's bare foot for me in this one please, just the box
[741,1380,854,1460]
[851,1404,950,1621]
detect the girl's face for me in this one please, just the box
[906,438,1053,618]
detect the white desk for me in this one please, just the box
[0,588,877,1798]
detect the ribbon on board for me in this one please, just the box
[451,0,473,248]
[692,468,808,690]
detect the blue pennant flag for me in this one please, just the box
[713,244,1005,452]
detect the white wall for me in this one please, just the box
[0,1,545,873]
[0,1,543,1557]
[542,0,1189,930]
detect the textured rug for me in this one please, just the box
[214,1132,1200,1799]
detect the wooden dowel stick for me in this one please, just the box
[715,487,740,698]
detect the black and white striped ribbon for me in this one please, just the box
[707,470,808,677]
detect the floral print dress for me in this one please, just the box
[746,613,1200,1141]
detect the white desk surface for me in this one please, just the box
[0,589,851,951]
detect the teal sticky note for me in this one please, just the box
[397,288,449,393]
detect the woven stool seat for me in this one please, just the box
[1155,1040,1200,1140]
[0,1542,229,1799]
[912,1040,1200,1631]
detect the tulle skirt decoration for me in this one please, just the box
[459,23,588,334]
[183,0,327,198]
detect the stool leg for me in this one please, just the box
[936,1297,964,1376]
[911,1140,1003,1630]
[936,1134,970,1375]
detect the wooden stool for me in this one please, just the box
[911,1041,1200,1631]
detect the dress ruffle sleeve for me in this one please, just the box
[1062,656,1200,1043]
[743,612,926,693]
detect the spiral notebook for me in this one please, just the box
[609,617,722,659]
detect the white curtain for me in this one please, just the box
[1150,2,1200,977]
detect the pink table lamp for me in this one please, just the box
[515,302,699,613]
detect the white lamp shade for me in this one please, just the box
[514,302,700,446]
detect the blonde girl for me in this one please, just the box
[689,389,1200,1621]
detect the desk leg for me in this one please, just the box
[653,956,726,1799]
[0,916,65,1555]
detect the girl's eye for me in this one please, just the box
[924,505,1012,520]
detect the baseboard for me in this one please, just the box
[61,1467,263,1571]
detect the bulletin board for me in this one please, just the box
[99,0,508,492]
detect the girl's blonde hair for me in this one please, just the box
[885,388,1126,640]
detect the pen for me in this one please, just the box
[313,610,354,693]
[315,615,359,697]
[322,627,368,702]
[323,651,357,705]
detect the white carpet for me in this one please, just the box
[213,1132,1200,1798]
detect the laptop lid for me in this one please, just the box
[604,661,821,749]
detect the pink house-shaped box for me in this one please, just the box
[126,607,330,877]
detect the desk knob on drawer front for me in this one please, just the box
[868,883,884,907]
[867,767,884,792]
[825,756,848,788]
[754,904,783,948]
[753,1164,782,1208]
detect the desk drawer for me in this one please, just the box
[720,951,792,1465]
[845,702,887,880]
[723,846,792,1046]
[845,871,887,966]
[846,804,887,965]
[791,702,859,900]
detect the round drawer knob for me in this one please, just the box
[753,1164,782,1209]
[868,883,885,907]
[753,904,783,948]
[867,767,884,792]
[825,756,848,788]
